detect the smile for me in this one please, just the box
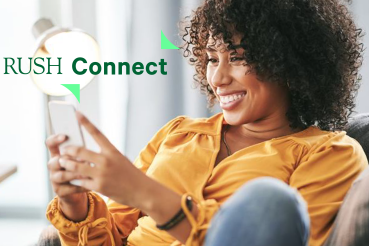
[219,92,246,104]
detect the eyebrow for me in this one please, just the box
[205,44,244,52]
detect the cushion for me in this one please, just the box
[346,113,369,162]
[323,165,369,246]
[323,114,369,246]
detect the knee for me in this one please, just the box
[223,177,308,217]
[36,225,61,246]
[205,177,310,246]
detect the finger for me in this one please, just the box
[54,183,88,197]
[62,146,103,166]
[47,155,81,172]
[51,170,86,183]
[47,156,62,171]
[59,157,97,177]
[77,179,97,192]
[45,134,68,157]
[75,111,113,150]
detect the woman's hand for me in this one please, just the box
[59,111,152,208]
[59,112,199,243]
[46,135,88,201]
[45,134,89,221]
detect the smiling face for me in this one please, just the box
[206,35,290,126]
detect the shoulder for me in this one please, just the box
[291,126,368,165]
[293,127,362,151]
[163,113,224,136]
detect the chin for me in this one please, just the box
[222,110,250,126]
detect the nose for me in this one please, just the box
[210,63,232,88]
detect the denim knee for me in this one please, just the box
[230,177,307,210]
[204,177,310,246]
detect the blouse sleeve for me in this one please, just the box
[289,133,368,246]
[180,194,220,246]
[46,116,186,246]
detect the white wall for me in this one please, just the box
[0,0,48,214]
[352,0,369,114]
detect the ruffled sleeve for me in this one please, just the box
[289,132,368,246]
[46,116,186,246]
[178,193,220,246]
[46,192,119,246]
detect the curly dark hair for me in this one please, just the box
[179,0,365,131]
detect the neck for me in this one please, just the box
[231,114,300,141]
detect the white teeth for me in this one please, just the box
[219,93,246,104]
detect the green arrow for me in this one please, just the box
[161,30,179,49]
[61,84,80,103]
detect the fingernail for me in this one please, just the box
[70,179,82,186]
[58,135,66,141]
[59,158,66,167]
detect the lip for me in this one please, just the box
[218,92,246,111]
[217,91,246,96]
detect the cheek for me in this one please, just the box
[248,85,287,113]
[233,69,249,80]
[239,82,272,114]
[249,87,272,106]
[206,68,215,89]
[206,68,212,84]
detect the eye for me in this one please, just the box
[207,58,218,63]
[230,57,244,62]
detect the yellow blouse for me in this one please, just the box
[46,113,368,246]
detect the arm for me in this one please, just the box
[46,116,186,246]
[289,133,368,246]
[138,179,220,246]
[135,176,200,244]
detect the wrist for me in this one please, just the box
[59,192,87,205]
[156,195,193,230]
[58,193,89,222]
[139,183,199,244]
[137,179,183,225]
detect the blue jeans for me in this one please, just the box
[204,177,310,246]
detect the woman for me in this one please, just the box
[45,0,367,245]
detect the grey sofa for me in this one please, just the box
[37,114,369,246]
[324,114,369,246]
